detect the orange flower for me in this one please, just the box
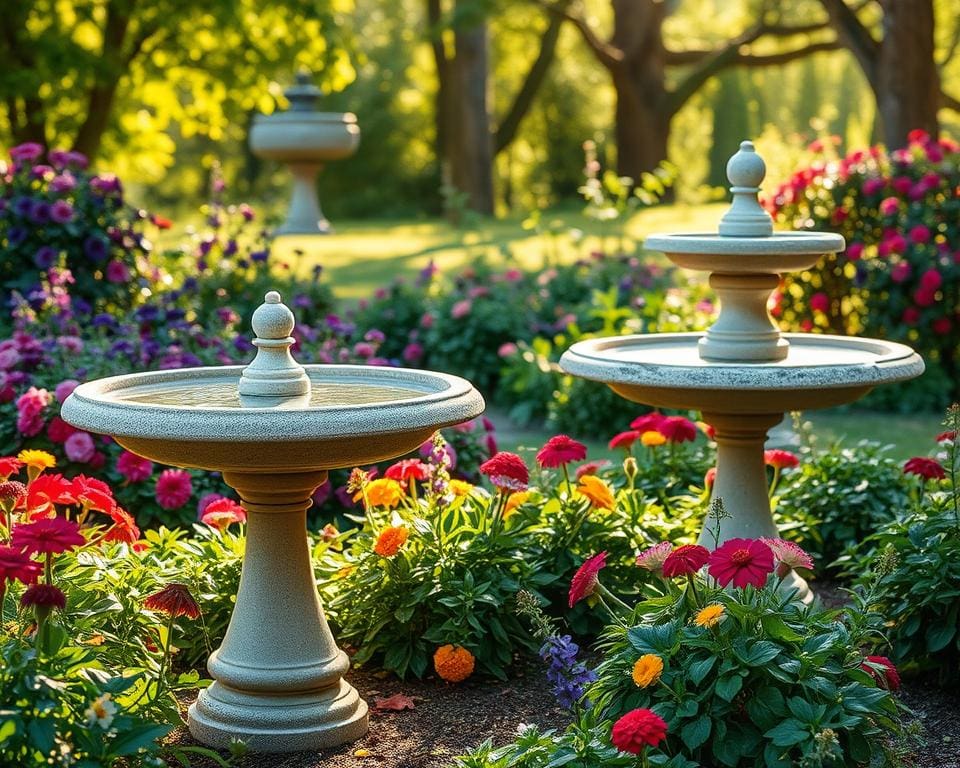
[631,654,664,688]
[433,644,475,682]
[449,479,474,497]
[373,525,408,557]
[356,478,403,508]
[504,490,530,515]
[576,475,615,510]
[640,431,666,447]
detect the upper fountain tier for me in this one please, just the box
[558,140,923,414]
[62,292,484,472]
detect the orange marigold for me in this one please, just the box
[433,644,475,682]
[373,525,408,557]
[576,475,615,510]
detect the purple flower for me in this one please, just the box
[10,143,43,162]
[29,201,51,224]
[8,226,27,246]
[106,260,130,283]
[12,197,33,218]
[50,173,76,193]
[55,379,80,402]
[364,329,386,344]
[83,236,108,262]
[33,246,58,270]
[49,199,74,224]
[539,634,597,710]
[89,174,121,196]
[223,239,238,256]
[250,249,268,263]
[66,151,88,169]
[239,203,255,221]
[65,431,96,463]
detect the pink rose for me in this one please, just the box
[64,432,96,463]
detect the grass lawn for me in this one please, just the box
[213,203,940,461]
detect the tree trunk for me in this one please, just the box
[612,69,671,180]
[448,14,494,215]
[875,0,940,146]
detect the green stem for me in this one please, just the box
[154,613,177,703]
[44,552,52,585]
[595,591,627,628]
[768,467,781,499]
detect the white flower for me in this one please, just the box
[85,693,117,729]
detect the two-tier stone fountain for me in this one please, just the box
[250,72,360,235]
[62,292,484,751]
[560,141,924,600]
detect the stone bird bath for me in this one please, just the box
[560,141,924,601]
[62,291,484,751]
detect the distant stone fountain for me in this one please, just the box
[250,72,360,236]
[560,140,924,601]
[62,292,484,751]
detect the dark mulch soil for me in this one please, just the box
[171,659,568,768]
[899,673,960,768]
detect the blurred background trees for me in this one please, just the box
[2,0,959,217]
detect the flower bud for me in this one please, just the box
[622,457,638,482]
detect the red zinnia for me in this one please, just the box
[155,469,193,510]
[200,498,247,531]
[385,458,430,482]
[144,583,201,619]
[71,475,116,515]
[26,473,77,517]
[657,416,697,444]
[662,544,710,578]
[21,583,66,610]
[708,538,775,589]
[0,457,23,480]
[0,544,41,584]
[764,449,800,470]
[568,551,607,607]
[479,452,529,492]
[608,431,640,451]
[903,457,946,481]
[611,708,668,754]
[536,435,587,468]
[12,516,85,555]
[575,460,610,479]
[861,655,900,691]
[630,413,665,433]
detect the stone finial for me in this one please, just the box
[238,291,311,398]
[718,140,773,238]
[285,70,322,113]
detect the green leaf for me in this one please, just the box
[109,724,173,756]
[761,615,803,643]
[715,674,743,702]
[688,655,716,686]
[926,624,956,652]
[764,718,808,747]
[681,715,711,750]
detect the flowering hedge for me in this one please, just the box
[768,131,960,405]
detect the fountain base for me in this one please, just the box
[189,679,368,752]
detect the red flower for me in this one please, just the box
[479,452,529,492]
[703,467,717,490]
[21,583,66,610]
[809,292,830,313]
[608,431,640,451]
[0,544,41,584]
[708,538,775,589]
[0,480,26,511]
[144,583,201,619]
[575,460,610,480]
[103,508,141,544]
[152,215,173,229]
[630,412,665,432]
[384,459,430,482]
[26,473,77,517]
[536,435,587,468]
[764,449,799,469]
[658,416,697,444]
[155,469,193,510]
[662,544,709,578]
[903,457,946,480]
[568,551,607,607]
[200,498,247,531]
[861,655,900,691]
[12,516,86,555]
[71,475,116,515]
[936,430,956,443]
[0,457,23,480]
[611,708,668,754]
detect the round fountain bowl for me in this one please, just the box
[61,365,484,472]
[250,112,360,163]
[559,333,924,413]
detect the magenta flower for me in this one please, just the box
[64,432,96,463]
[568,551,607,607]
[155,469,193,510]
[536,435,587,468]
[116,451,153,483]
[708,538,775,589]
[49,199,74,224]
[12,516,86,555]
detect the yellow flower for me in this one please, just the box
[504,490,530,516]
[695,603,725,628]
[433,644,475,682]
[373,525,408,557]
[449,479,474,497]
[640,431,666,447]
[17,449,56,470]
[356,478,403,508]
[576,475,615,510]
[84,693,117,728]
[632,654,664,688]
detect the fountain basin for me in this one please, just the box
[62,365,481,471]
[249,112,360,163]
[560,333,924,413]
[644,232,844,274]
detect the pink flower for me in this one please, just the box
[0,544,41,585]
[879,197,900,216]
[630,413,664,432]
[704,466,717,489]
[764,449,799,469]
[402,342,423,364]
[497,342,518,358]
[10,143,44,162]
[708,538,775,589]
[385,458,430,482]
[568,551,607,607]
[200,498,247,530]
[845,242,864,260]
[611,708,668,753]
[760,537,814,572]
[106,260,130,283]
[920,269,942,292]
[479,452,528,492]
[809,292,830,313]
[574,460,610,479]
[909,224,931,244]
[12,516,85,555]
[16,387,51,437]
[657,416,697,444]
[636,542,672,573]
[890,262,911,283]
[536,435,587,468]
[54,379,80,403]
[155,469,193,510]
[608,431,639,451]
[64,432,95,463]
[46,416,77,443]
[861,178,885,196]
[451,300,472,319]
[116,451,153,482]
[662,544,710,577]
[49,199,74,224]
